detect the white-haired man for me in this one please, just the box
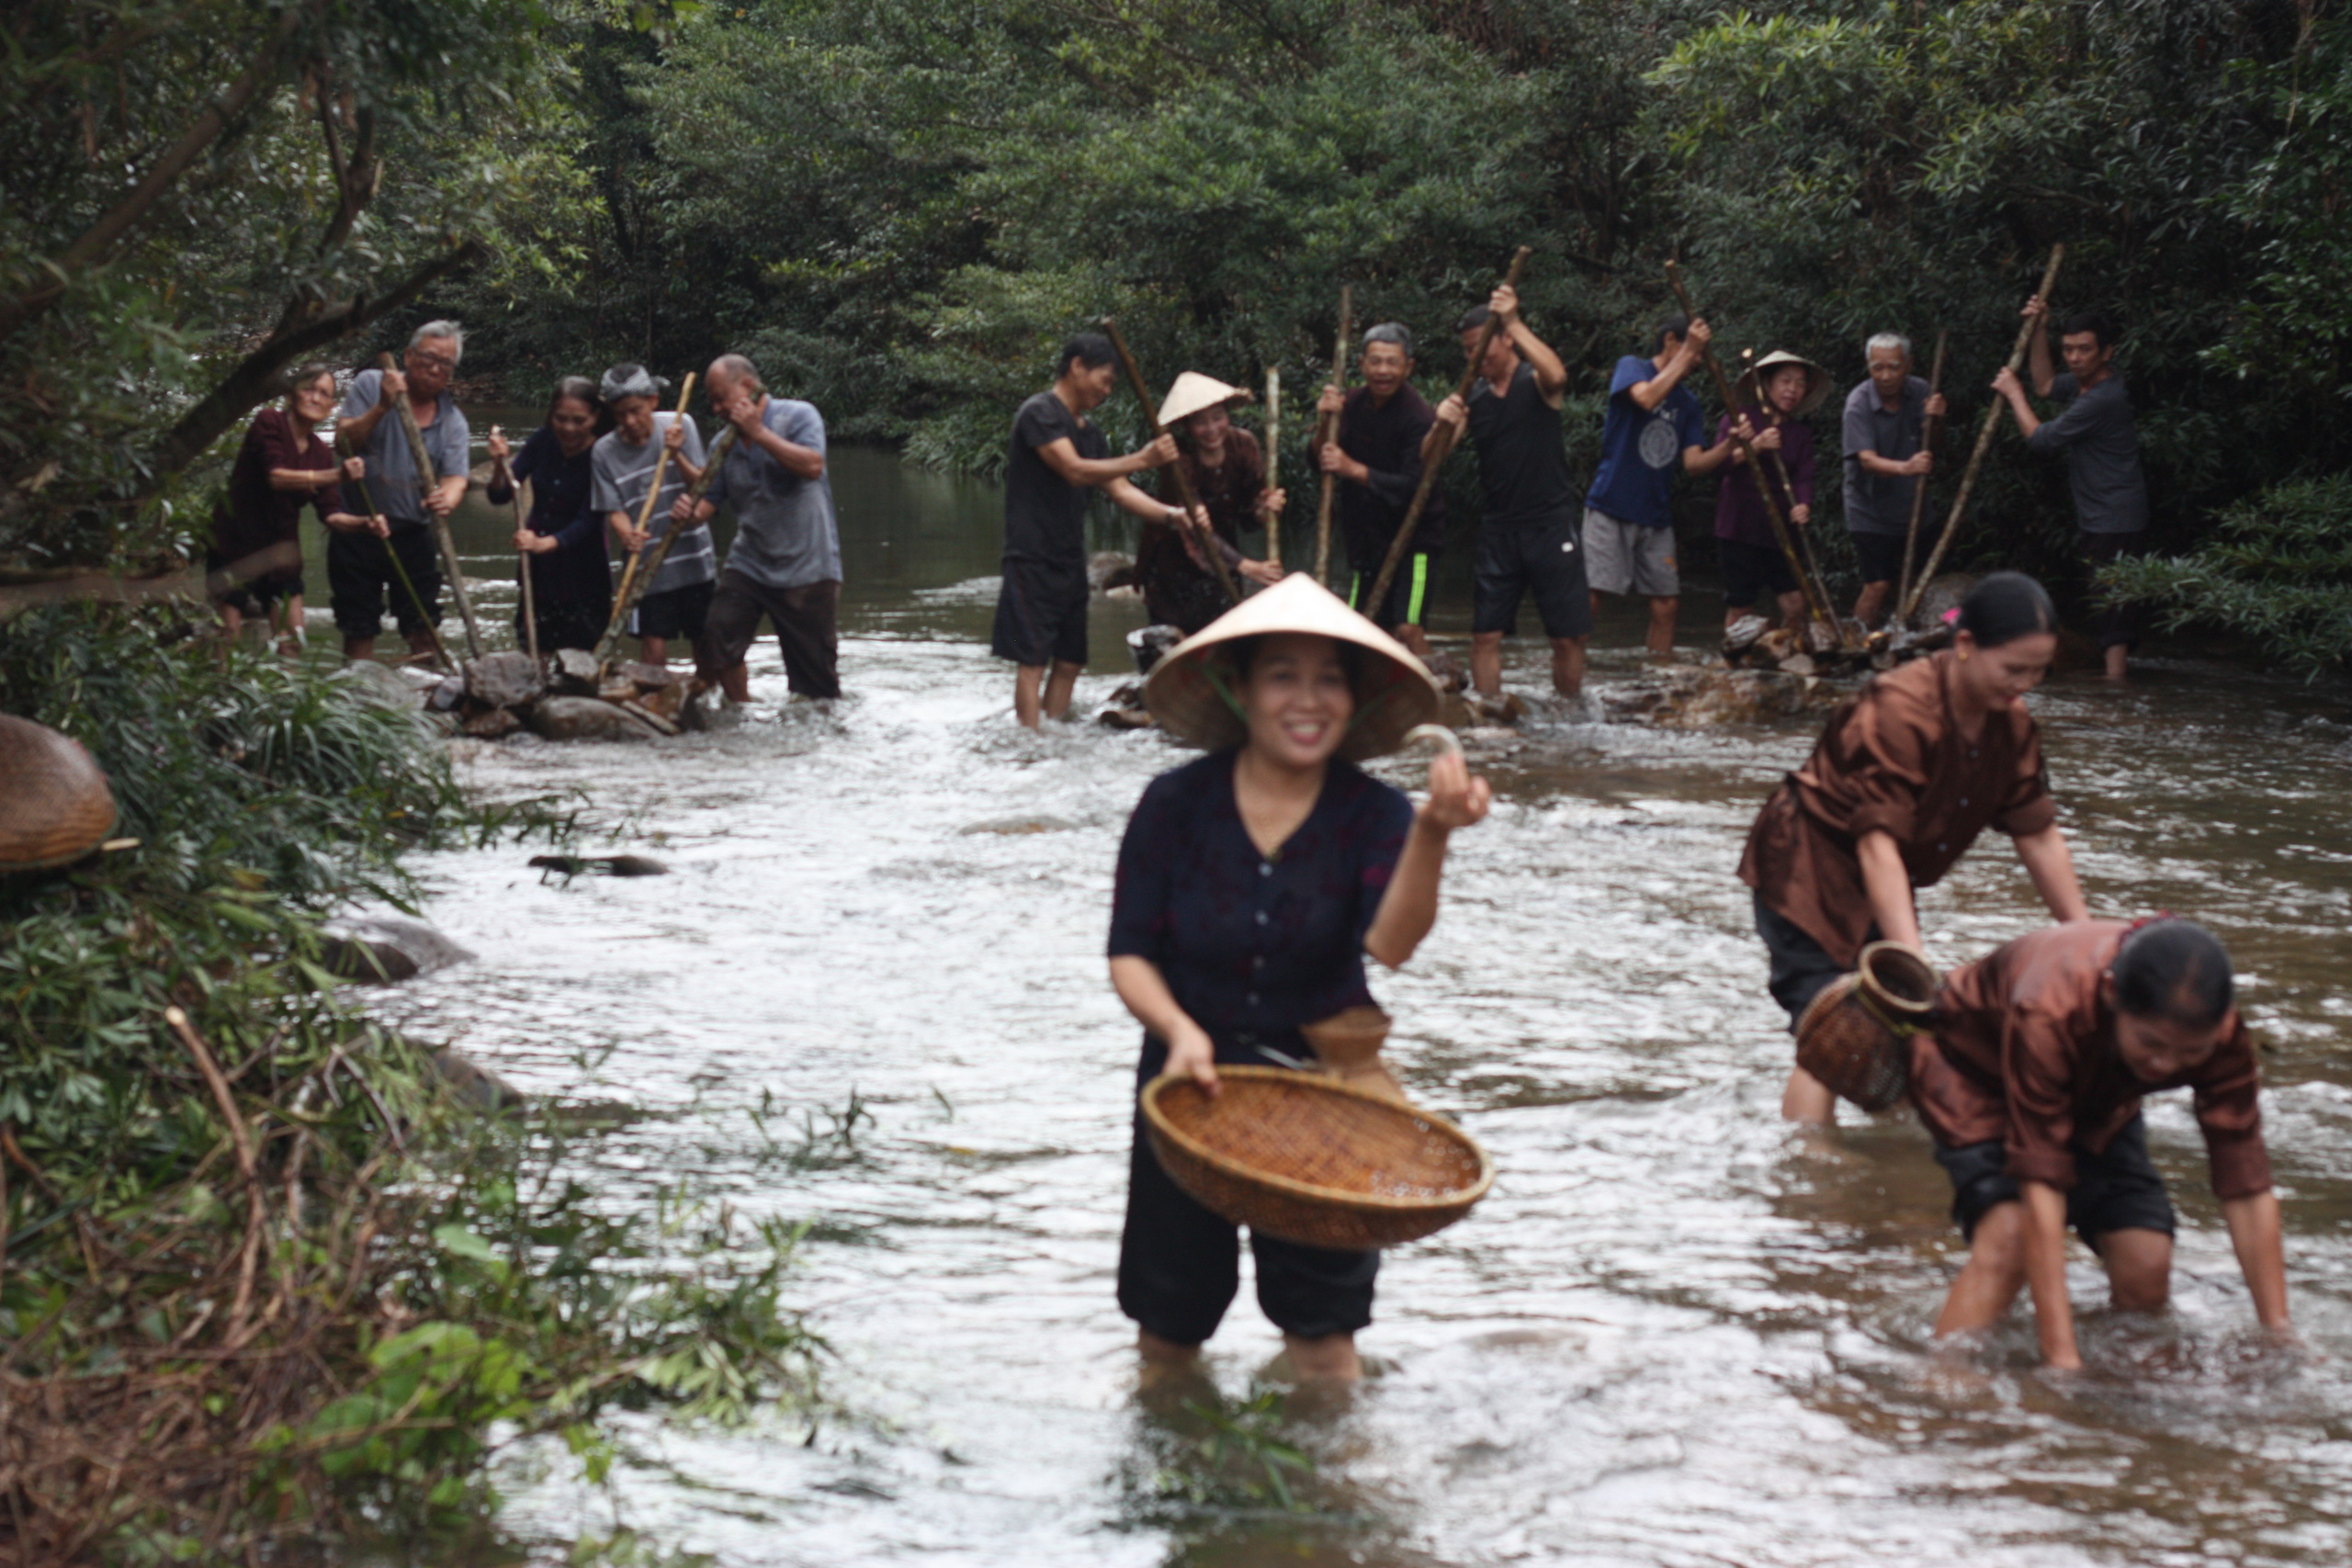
[1841,332,1946,626]
[333,321,470,662]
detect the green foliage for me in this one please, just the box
[2098,475,2352,675]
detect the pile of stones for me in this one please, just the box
[409,650,729,742]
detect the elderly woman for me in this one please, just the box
[1739,572,2092,1123]
[1138,373,1285,634]
[1110,575,1489,1382]
[206,364,373,651]
[487,377,611,653]
[1713,350,1827,634]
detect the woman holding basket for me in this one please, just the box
[1108,574,1490,1383]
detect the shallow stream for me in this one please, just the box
[357,446,2352,1567]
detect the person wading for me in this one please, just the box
[991,333,1192,728]
[487,378,611,654]
[1137,372,1283,635]
[1912,919,2290,1369]
[1842,333,1946,626]
[594,364,713,667]
[1992,301,2153,681]
[1317,323,1445,657]
[1713,351,1828,635]
[1740,573,2092,1123]
[1111,575,1490,1382]
[1431,285,1590,697]
[207,364,372,653]
[673,354,844,703]
[332,321,470,662]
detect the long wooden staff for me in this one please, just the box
[1263,366,1282,569]
[376,353,481,659]
[1663,263,1844,647]
[1363,248,1533,614]
[1098,319,1243,606]
[1902,244,2066,622]
[336,440,451,671]
[1893,328,1950,618]
[592,423,740,669]
[1314,285,1351,586]
[496,426,539,663]
[607,374,696,621]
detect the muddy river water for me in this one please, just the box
[347,444,2352,1566]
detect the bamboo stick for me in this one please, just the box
[1098,318,1243,606]
[1263,366,1282,569]
[593,423,740,669]
[607,374,696,624]
[513,461,538,664]
[1903,245,2066,623]
[1315,286,1352,587]
[1363,248,1534,616]
[375,353,481,659]
[1894,328,1950,620]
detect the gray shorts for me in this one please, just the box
[1582,507,1679,597]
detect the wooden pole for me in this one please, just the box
[1894,328,1950,620]
[607,374,696,626]
[376,353,481,659]
[1314,285,1352,587]
[1363,247,1534,616]
[1098,318,1243,606]
[1263,366,1282,569]
[336,442,451,671]
[1661,263,1844,647]
[593,423,739,669]
[500,427,539,664]
[1903,244,2066,622]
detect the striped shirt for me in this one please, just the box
[591,413,716,592]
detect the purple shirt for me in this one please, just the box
[1713,404,1815,548]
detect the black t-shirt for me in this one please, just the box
[1464,362,1577,528]
[1002,389,1110,576]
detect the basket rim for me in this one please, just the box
[1140,1066,1495,1214]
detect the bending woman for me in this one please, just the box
[487,377,612,653]
[1738,571,2091,1122]
[1109,575,1489,1382]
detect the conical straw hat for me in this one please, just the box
[1143,575,1440,761]
[1736,350,1833,417]
[1156,371,1251,428]
[0,714,119,872]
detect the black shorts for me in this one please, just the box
[1718,537,1797,609]
[1347,553,1433,630]
[326,526,442,639]
[633,579,716,640]
[1753,890,1878,1031]
[695,571,842,698]
[1933,1114,2177,1246]
[991,560,1088,668]
[2083,531,2152,651]
[1849,530,1908,588]
[1118,1033,1379,1344]
[1472,513,1593,639]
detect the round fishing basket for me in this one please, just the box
[1140,1066,1493,1249]
[1794,941,1940,1111]
[0,714,118,874]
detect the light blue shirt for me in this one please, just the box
[705,398,842,589]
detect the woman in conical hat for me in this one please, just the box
[1713,349,1833,635]
[1106,575,1491,1382]
[1138,372,1285,634]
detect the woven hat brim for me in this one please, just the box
[1157,372,1251,428]
[1142,575,1441,761]
[1736,352,1833,418]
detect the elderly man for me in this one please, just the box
[1842,332,1947,626]
[333,321,469,662]
[1317,323,1444,656]
[672,354,843,702]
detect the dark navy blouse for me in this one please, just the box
[489,427,611,620]
[1110,749,1414,1068]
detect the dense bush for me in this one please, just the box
[2098,476,2352,674]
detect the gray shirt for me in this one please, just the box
[2028,372,2149,535]
[592,414,716,593]
[336,369,469,534]
[1840,376,1928,536]
[705,397,842,589]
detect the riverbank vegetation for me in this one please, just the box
[0,604,816,1562]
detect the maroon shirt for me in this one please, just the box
[1910,921,2271,1200]
[212,408,335,579]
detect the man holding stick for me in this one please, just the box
[1842,333,1946,626]
[1317,323,1444,657]
[1432,286,1589,697]
[992,333,1187,728]
[673,354,843,703]
[1992,302,2151,680]
[332,321,469,662]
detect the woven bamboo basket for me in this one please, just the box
[1794,941,1939,1111]
[0,714,118,873]
[1141,1066,1492,1249]
[1298,1005,1407,1103]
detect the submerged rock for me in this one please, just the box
[528,695,662,743]
[552,647,601,694]
[464,650,545,710]
[321,913,475,984]
[677,689,743,732]
[460,705,522,739]
[429,1046,525,1113]
[1603,666,1838,728]
[334,660,426,712]
[529,852,669,877]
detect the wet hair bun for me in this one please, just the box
[1957,571,2057,649]
[2113,919,2233,1030]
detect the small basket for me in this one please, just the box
[1299,1005,1407,1103]
[1140,1066,1492,1250]
[0,714,119,873]
[1794,941,1939,1111]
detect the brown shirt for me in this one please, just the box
[212,407,335,577]
[1738,650,2058,967]
[1910,920,2271,1199]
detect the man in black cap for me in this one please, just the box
[1317,322,1443,656]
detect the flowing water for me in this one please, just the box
[348,444,2352,1567]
